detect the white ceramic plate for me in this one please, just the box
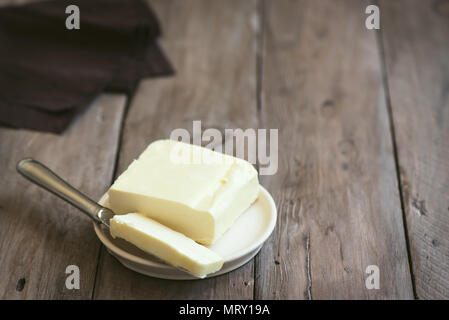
[93,186,277,280]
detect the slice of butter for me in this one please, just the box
[110,213,224,278]
[108,139,259,245]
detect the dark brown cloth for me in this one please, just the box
[0,0,173,133]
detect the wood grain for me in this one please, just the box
[0,94,126,299]
[93,0,259,299]
[4,0,446,300]
[380,0,449,299]
[254,0,414,299]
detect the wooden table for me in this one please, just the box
[1,0,448,300]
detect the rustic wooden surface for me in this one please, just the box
[380,0,449,299]
[0,94,126,299]
[255,0,413,299]
[0,0,447,299]
[93,0,259,299]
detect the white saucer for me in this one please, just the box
[93,186,277,280]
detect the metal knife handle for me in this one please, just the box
[16,158,110,226]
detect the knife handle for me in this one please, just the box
[16,158,112,227]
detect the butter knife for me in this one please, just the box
[16,158,114,227]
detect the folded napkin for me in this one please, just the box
[0,0,173,133]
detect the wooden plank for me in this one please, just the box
[93,0,258,299]
[0,94,126,299]
[380,0,449,299]
[254,0,414,299]
[0,0,40,7]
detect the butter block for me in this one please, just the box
[108,139,259,245]
[110,213,224,278]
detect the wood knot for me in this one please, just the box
[338,139,357,156]
[431,239,440,247]
[321,99,336,118]
[411,197,428,216]
[16,278,26,292]
[324,224,335,236]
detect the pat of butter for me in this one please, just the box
[110,213,224,278]
[108,139,259,245]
